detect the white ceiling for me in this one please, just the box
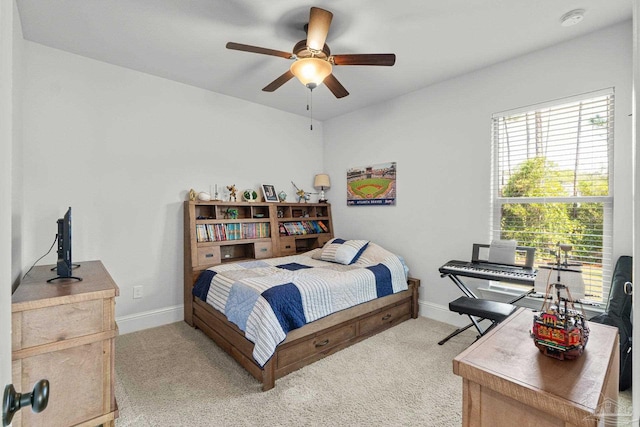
[16,0,632,121]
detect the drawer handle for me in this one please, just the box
[315,339,330,347]
[205,254,214,258]
[381,314,392,321]
[259,248,267,252]
[285,245,291,249]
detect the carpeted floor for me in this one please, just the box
[114,317,633,426]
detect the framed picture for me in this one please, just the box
[261,184,278,202]
[347,161,396,206]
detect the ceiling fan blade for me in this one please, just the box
[262,70,295,92]
[323,74,349,98]
[332,54,396,66]
[307,7,333,52]
[226,42,293,59]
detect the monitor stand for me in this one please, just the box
[47,275,83,283]
[50,263,81,271]
[47,263,82,283]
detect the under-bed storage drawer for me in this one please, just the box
[359,300,411,336]
[277,323,356,369]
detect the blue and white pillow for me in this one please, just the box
[318,238,369,265]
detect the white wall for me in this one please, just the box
[11,0,23,289]
[1,0,21,395]
[324,21,633,325]
[19,42,325,331]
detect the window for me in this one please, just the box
[490,89,614,303]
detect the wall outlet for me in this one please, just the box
[133,286,143,299]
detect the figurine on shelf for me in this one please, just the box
[198,192,211,201]
[291,181,314,203]
[531,243,589,360]
[227,184,237,202]
[243,189,258,202]
[278,190,287,202]
[188,188,197,201]
[225,208,238,219]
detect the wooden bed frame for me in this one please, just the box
[184,269,420,391]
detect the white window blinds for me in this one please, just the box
[490,89,614,302]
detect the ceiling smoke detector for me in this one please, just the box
[560,9,585,27]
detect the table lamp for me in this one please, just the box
[314,174,331,203]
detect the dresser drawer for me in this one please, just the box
[279,237,297,256]
[197,246,221,266]
[254,242,273,259]
[359,301,411,336]
[12,299,106,350]
[277,323,356,369]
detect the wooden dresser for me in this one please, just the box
[11,260,119,427]
[453,307,619,427]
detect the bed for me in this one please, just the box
[184,239,420,391]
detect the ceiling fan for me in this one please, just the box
[226,7,396,99]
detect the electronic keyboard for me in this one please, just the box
[439,260,536,286]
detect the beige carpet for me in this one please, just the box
[114,317,633,426]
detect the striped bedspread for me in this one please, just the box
[192,243,408,367]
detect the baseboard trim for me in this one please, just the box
[418,300,467,327]
[116,305,184,335]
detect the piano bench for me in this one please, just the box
[449,297,517,323]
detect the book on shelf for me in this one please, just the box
[198,221,272,243]
[196,224,206,242]
[284,222,297,235]
[282,221,327,236]
[317,221,329,233]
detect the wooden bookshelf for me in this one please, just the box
[184,200,334,325]
[273,202,333,256]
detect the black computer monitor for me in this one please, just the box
[48,207,82,282]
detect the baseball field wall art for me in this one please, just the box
[347,162,396,206]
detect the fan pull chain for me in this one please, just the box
[307,88,314,130]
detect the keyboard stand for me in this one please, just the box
[438,272,533,345]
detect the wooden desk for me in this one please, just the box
[453,307,619,427]
[12,260,119,427]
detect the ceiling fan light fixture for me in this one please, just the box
[290,58,332,89]
[560,9,585,27]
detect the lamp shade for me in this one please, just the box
[314,174,331,189]
[290,58,332,88]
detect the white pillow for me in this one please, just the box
[318,238,369,265]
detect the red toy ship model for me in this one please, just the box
[532,244,589,360]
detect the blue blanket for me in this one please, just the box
[192,243,408,366]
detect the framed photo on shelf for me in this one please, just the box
[261,184,278,202]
